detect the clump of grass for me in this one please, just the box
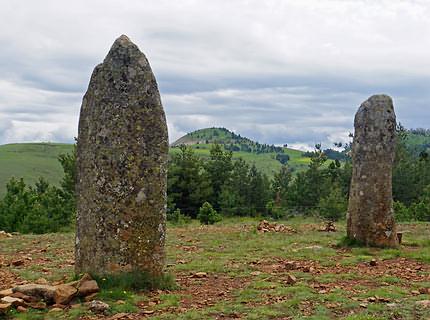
[337,236,366,248]
[92,271,177,292]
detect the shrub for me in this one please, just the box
[167,208,191,225]
[197,202,222,225]
[394,201,414,222]
[318,186,347,221]
[265,200,285,220]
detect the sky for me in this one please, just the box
[0,0,429,150]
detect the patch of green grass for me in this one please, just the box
[93,271,177,292]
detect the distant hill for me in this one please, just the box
[404,129,430,155]
[171,127,252,146]
[171,127,310,176]
[0,143,72,195]
[0,127,428,196]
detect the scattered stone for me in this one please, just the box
[27,301,47,310]
[284,261,296,270]
[13,284,56,303]
[78,280,99,297]
[84,293,99,302]
[49,307,64,313]
[347,94,398,248]
[54,284,77,305]
[416,300,430,308]
[1,296,25,307]
[0,289,13,298]
[35,278,48,285]
[419,287,430,295]
[0,302,12,314]
[10,292,38,303]
[109,313,129,319]
[88,300,110,314]
[11,259,24,267]
[411,290,421,295]
[303,266,315,273]
[285,274,297,285]
[16,305,27,313]
[257,220,296,234]
[369,259,378,267]
[250,271,261,276]
[192,272,208,278]
[0,231,12,238]
[75,34,168,277]
[319,221,336,232]
[115,300,126,305]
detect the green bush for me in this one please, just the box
[318,186,347,222]
[0,148,76,234]
[265,200,285,220]
[167,208,191,225]
[394,201,414,222]
[197,202,222,225]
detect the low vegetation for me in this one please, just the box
[1,218,429,319]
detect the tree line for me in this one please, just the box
[0,126,429,233]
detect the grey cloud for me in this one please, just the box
[0,0,429,148]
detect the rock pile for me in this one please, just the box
[0,231,12,239]
[0,274,100,314]
[257,220,297,233]
[318,221,336,232]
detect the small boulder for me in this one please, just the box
[0,289,13,298]
[285,274,297,285]
[54,284,77,305]
[419,287,430,295]
[13,284,56,303]
[0,302,11,314]
[1,296,26,307]
[84,293,99,302]
[416,300,430,308]
[78,280,99,297]
[27,301,47,310]
[11,259,24,267]
[16,305,27,313]
[35,278,49,285]
[88,300,110,314]
[10,292,38,303]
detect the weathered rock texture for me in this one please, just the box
[347,94,398,247]
[75,35,168,275]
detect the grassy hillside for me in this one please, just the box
[0,128,428,196]
[170,143,310,177]
[0,143,73,195]
[0,131,311,195]
[171,127,252,146]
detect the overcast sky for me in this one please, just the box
[0,0,429,150]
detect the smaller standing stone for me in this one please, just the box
[347,94,398,247]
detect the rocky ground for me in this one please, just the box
[0,218,430,319]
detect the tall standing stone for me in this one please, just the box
[347,94,398,247]
[75,35,168,276]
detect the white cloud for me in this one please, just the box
[0,0,429,147]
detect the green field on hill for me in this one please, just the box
[0,143,73,195]
[170,144,311,177]
[0,142,311,195]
